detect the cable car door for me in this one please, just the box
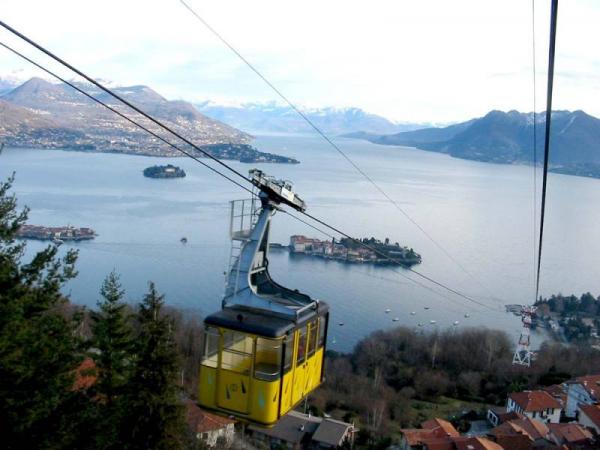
[217,331,253,415]
[292,325,308,405]
[305,320,319,392]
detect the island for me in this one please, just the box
[289,235,422,266]
[143,164,186,179]
[16,225,96,242]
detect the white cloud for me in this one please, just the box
[0,0,599,122]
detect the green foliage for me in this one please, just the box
[0,175,84,449]
[92,271,132,401]
[536,292,600,321]
[91,271,134,448]
[120,282,185,450]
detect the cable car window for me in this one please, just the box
[307,321,318,357]
[283,336,293,373]
[318,316,327,348]
[254,338,282,381]
[221,330,254,374]
[296,326,307,365]
[201,327,219,368]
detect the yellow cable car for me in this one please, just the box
[198,170,329,426]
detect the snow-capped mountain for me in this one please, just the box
[195,101,426,135]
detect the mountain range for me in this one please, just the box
[0,78,297,163]
[345,110,600,178]
[196,101,426,135]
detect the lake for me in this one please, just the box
[3,134,596,352]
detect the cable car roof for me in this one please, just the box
[205,303,329,338]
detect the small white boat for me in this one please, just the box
[332,337,337,344]
[392,317,399,322]
[385,309,391,313]
[464,313,470,318]
[338,322,344,326]
[453,321,460,326]
[410,311,416,315]
[430,320,436,324]
[52,238,64,245]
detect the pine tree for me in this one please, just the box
[121,282,185,450]
[91,271,133,448]
[0,175,84,448]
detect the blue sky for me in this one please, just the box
[1,0,599,123]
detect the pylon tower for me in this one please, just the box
[512,306,536,367]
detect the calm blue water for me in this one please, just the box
[3,135,596,351]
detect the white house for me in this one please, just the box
[507,390,562,423]
[565,374,600,418]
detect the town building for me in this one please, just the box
[578,403,600,434]
[489,416,598,450]
[565,374,600,418]
[506,390,562,423]
[185,400,236,448]
[451,437,503,450]
[488,417,553,449]
[486,406,523,427]
[399,417,460,449]
[399,418,500,450]
[247,410,356,449]
[541,384,568,409]
[290,235,321,253]
[547,423,594,447]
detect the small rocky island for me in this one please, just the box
[290,235,422,266]
[143,164,186,179]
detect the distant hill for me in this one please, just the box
[196,101,426,135]
[0,98,88,148]
[346,110,600,177]
[0,78,298,163]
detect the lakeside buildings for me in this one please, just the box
[289,235,421,266]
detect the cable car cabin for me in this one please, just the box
[199,306,329,426]
[198,171,329,426]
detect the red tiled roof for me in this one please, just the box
[401,429,435,446]
[490,408,524,423]
[401,419,460,449]
[453,436,504,450]
[548,423,593,444]
[509,390,561,412]
[579,404,600,429]
[575,375,600,398]
[542,384,567,407]
[491,417,549,441]
[290,235,320,244]
[72,358,97,391]
[492,434,532,450]
[420,438,455,450]
[422,418,460,438]
[185,400,235,433]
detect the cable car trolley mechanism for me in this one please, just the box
[198,169,329,426]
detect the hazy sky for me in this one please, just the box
[1,0,599,123]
